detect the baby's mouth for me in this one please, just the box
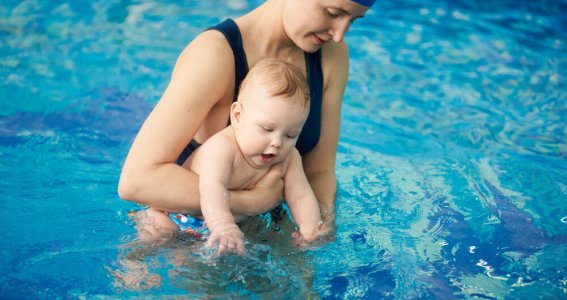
[262,153,275,159]
[261,153,275,163]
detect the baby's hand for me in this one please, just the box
[206,222,244,255]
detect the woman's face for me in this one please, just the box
[282,0,369,52]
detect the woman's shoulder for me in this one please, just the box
[320,41,349,92]
[166,30,236,101]
[177,30,234,67]
[171,29,236,80]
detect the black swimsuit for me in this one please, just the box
[177,18,323,165]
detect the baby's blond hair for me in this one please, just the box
[238,58,310,109]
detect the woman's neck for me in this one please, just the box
[235,0,302,67]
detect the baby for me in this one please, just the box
[145,59,326,254]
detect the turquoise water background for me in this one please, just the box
[1,0,566,298]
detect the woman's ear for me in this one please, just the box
[230,102,242,128]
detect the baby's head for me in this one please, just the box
[231,59,310,167]
[237,58,310,110]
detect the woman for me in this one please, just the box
[118,0,374,225]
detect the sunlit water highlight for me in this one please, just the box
[1,0,566,298]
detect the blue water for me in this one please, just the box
[1,0,566,298]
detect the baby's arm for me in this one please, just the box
[197,136,244,254]
[284,149,325,241]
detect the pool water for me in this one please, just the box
[1,0,566,298]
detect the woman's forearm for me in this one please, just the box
[119,160,285,217]
[307,170,337,221]
[118,163,201,213]
[228,189,284,218]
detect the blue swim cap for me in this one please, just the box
[351,0,376,7]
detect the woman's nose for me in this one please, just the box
[331,19,351,43]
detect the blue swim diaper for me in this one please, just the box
[168,213,210,239]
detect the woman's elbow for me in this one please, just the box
[117,168,141,201]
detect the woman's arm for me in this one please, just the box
[119,30,285,214]
[229,167,285,217]
[302,41,349,223]
[118,31,235,212]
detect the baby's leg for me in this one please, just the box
[133,208,178,242]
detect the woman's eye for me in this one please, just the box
[326,9,339,18]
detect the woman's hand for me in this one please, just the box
[321,206,336,225]
[292,221,332,245]
[231,166,285,216]
[250,166,285,212]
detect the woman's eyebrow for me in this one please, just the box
[333,7,366,18]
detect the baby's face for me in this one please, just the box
[234,84,308,168]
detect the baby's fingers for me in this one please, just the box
[216,239,243,255]
[205,233,220,248]
[217,240,228,256]
[234,238,245,255]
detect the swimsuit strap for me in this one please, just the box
[296,50,323,155]
[207,19,249,102]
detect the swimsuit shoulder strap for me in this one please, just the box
[304,50,323,106]
[207,18,249,102]
[296,50,323,155]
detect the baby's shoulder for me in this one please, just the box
[200,128,236,151]
[189,129,236,172]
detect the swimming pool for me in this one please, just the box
[1,0,565,298]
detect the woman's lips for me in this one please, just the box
[313,34,326,45]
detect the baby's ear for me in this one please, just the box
[230,102,243,128]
